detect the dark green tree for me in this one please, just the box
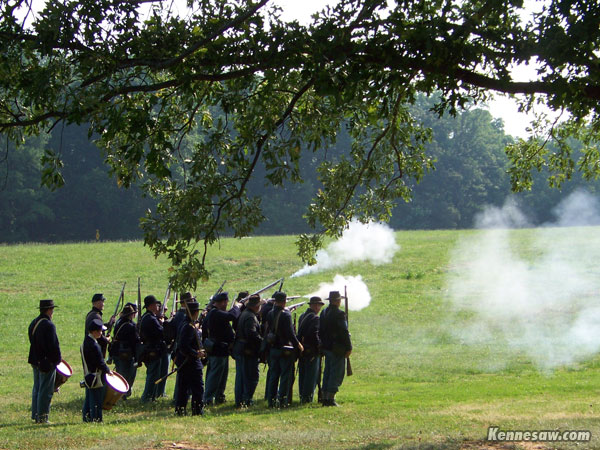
[1,0,599,287]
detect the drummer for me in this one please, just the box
[82,318,113,422]
[109,302,140,399]
[28,299,62,424]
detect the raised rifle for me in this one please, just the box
[344,285,353,377]
[171,292,178,318]
[159,282,171,319]
[136,277,142,332]
[278,278,285,292]
[212,280,226,300]
[287,301,306,312]
[239,277,284,304]
[106,282,126,336]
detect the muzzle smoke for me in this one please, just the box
[446,190,600,370]
[307,274,371,311]
[291,220,399,277]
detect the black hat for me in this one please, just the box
[246,294,262,308]
[309,296,324,305]
[88,318,105,332]
[144,295,160,308]
[121,303,137,316]
[39,299,57,309]
[326,291,343,301]
[236,291,249,301]
[273,291,287,303]
[186,301,201,313]
[91,293,106,303]
[213,292,229,303]
[180,292,195,302]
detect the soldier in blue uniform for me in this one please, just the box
[28,299,62,423]
[265,292,304,408]
[297,296,324,404]
[140,295,168,402]
[202,291,241,405]
[174,301,206,416]
[169,291,195,405]
[233,294,263,408]
[85,293,116,358]
[110,302,140,399]
[82,318,113,422]
[319,291,352,407]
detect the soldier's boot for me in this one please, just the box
[330,393,340,407]
[192,401,205,416]
[37,414,50,424]
[175,406,187,416]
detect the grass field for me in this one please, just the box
[1,229,600,449]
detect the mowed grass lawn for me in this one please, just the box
[1,229,599,449]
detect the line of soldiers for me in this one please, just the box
[27,287,353,422]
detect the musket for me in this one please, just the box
[344,285,353,377]
[106,282,126,336]
[287,301,306,312]
[136,277,142,332]
[240,277,284,304]
[212,280,226,300]
[171,292,178,318]
[278,278,285,292]
[159,282,171,319]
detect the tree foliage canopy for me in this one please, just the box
[1,0,599,287]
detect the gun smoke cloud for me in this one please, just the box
[446,190,600,370]
[308,274,371,311]
[291,220,399,278]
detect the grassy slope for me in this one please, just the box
[0,230,599,449]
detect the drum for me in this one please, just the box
[54,359,72,391]
[102,372,129,411]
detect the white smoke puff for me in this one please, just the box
[291,220,399,277]
[550,189,600,227]
[446,191,600,370]
[307,274,371,311]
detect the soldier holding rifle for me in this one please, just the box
[28,299,62,424]
[174,300,206,416]
[109,302,140,399]
[265,292,304,408]
[319,291,352,407]
[85,293,116,358]
[297,296,324,404]
[140,295,168,402]
[202,291,241,405]
[233,294,264,408]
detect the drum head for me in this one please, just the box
[106,372,129,393]
[57,360,72,376]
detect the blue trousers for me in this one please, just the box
[114,357,137,398]
[298,354,320,402]
[31,366,56,421]
[234,354,260,406]
[155,352,170,397]
[267,348,295,405]
[141,353,168,402]
[203,355,229,403]
[83,385,106,422]
[322,350,345,394]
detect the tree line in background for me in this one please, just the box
[1,93,597,244]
